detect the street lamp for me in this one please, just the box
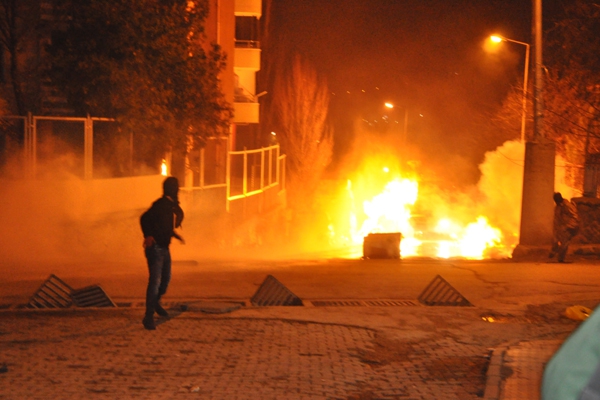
[490,35,530,143]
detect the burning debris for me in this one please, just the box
[325,165,508,259]
[320,139,569,260]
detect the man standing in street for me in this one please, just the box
[549,192,579,263]
[140,176,185,330]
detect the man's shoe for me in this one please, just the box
[155,303,169,317]
[143,316,156,330]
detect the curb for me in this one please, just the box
[484,346,507,400]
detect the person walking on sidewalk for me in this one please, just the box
[549,192,579,263]
[140,176,185,330]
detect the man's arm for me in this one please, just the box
[172,231,185,244]
[140,206,158,247]
[174,205,184,228]
[172,204,185,243]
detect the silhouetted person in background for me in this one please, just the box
[140,176,184,330]
[549,192,579,263]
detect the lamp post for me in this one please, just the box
[490,35,530,143]
[511,0,557,254]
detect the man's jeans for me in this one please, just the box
[144,245,171,317]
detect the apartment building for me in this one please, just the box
[183,0,265,190]
[205,0,262,151]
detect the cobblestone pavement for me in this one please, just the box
[0,308,490,400]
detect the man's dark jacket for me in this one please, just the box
[140,196,184,247]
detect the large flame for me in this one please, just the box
[433,216,503,259]
[330,164,506,259]
[352,178,417,239]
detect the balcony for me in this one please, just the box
[234,85,259,123]
[234,47,261,71]
[235,0,261,17]
[234,102,259,124]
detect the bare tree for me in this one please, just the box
[489,82,530,144]
[489,1,600,190]
[543,0,600,189]
[274,55,333,208]
[0,0,41,115]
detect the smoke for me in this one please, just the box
[476,140,525,246]
[477,140,579,248]
[0,135,158,281]
[0,165,145,271]
[0,124,581,275]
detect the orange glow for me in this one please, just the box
[350,178,419,256]
[433,216,503,259]
[160,159,168,176]
[490,35,503,43]
[324,154,511,260]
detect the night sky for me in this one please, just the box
[264,0,566,184]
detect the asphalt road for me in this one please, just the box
[4,252,600,310]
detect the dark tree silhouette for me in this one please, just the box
[273,55,333,207]
[46,0,232,177]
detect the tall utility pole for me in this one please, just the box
[516,0,556,252]
[532,0,544,140]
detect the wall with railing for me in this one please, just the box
[0,114,286,220]
[183,137,286,219]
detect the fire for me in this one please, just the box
[352,178,418,240]
[160,159,168,176]
[340,173,505,259]
[433,216,503,259]
[319,140,537,260]
[459,216,503,259]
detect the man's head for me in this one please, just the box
[163,177,179,199]
[553,192,564,206]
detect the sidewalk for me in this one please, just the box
[1,306,493,399]
[485,340,563,400]
[0,303,576,400]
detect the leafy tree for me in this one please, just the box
[46,0,232,177]
[273,55,333,208]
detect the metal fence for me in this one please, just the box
[0,113,123,179]
[226,144,286,212]
[0,114,286,213]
